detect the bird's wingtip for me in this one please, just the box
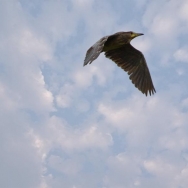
[83,61,88,66]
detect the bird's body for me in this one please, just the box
[84,31,156,96]
[103,32,131,51]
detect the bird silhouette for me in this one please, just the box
[84,31,156,96]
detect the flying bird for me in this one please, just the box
[84,31,156,96]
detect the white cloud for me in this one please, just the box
[47,155,82,175]
[1,0,188,188]
[56,83,74,108]
[174,47,188,63]
[19,29,52,61]
[179,0,188,21]
[39,116,113,151]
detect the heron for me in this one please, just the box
[84,31,156,96]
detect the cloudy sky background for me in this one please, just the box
[1,0,188,187]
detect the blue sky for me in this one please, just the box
[1,0,188,187]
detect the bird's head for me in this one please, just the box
[128,31,144,40]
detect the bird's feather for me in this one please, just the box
[83,36,109,66]
[105,44,156,96]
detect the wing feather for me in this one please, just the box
[105,44,156,96]
[84,36,109,66]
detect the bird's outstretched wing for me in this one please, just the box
[105,44,156,96]
[84,36,109,66]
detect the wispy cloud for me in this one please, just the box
[1,0,188,188]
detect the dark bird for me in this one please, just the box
[84,31,156,96]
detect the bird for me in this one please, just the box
[83,31,156,96]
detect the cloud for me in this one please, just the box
[35,116,113,151]
[174,47,188,63]
[1,0,188,188]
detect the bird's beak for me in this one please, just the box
[135,33,144,37]
[131,32,144,39]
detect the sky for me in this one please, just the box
[0,0,188,187]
